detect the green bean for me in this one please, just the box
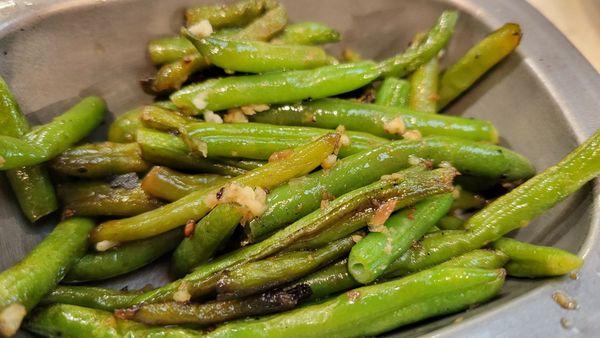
[154,5,287,93]
[0,96,106,170]
[435,249,509,270]
[140,105,198,132]
[57,176,163,217]
[492,238,583,278]
[185,35,336,73]
[348,194,453,283]
[107,107,143,143]
[49,142,150,177]
[438,23,522,109]
[185,0,270,27]
[64,229,183,282]
[252,98,498,142]
[170,61,381,113]
[437,215,465,230]
[183,122,388,159]
[25,304,151,338]
[133,166,455,305]
[299,249,508,301]
[171,204,244,277]
[0,75,58,222]
[121,285,311,327]
[0,217,94,336]
[90,133,339,245]
[206,268,504,338]
[247,136,535,240]
[217,237,355,298]
[136,127,247,176]
[379,11,457,78]
[41,286,141,312]
[271,22,341,45]
[409,56,439,113]
[141,166,229,201]
[148,36,196,65]
[387,130,600,276]
[374,77,410,107]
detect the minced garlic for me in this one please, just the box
[383,117,405,135]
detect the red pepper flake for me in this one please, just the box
[184,219,196,237]
[369,199,397,226]
[216,187,225,200]
[62,208,76,219]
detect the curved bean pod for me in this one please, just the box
[438,23,522,109]
[141,166,228,202]
[252,98,498,142]
[0,76,58,222]
[0,217,94,336]
[271,22,341,45]
[0,96,106,170]
[492,237,583,278]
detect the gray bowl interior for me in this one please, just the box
[0,0,598,337]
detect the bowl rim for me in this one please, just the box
[1,0,599,336]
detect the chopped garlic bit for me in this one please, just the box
[320,190,335,210]
[268,149,294,163]
[403,129,422,140]
[205,183,268,222]
[224,108,249,123]
[383,117,405,135]
[0,303,26,337]
[240,104,269,115]
[188,19,213,38]
[408,154,424,166]
[346,290,361,303]
[203,110,223,123]
[193,92,208,111]
[322,154,338,169]
[320,199,330,209]
[95,240,118,252]
[173,282,191,302]
[438,161,454,169]
[451,187,461,199]
[351,234,364,243]
[334,125,351,150]
[369,199,397,227]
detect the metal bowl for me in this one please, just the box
[1,0,598,336]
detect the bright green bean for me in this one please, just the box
[183,122,388,159]
[171,204,244,277]
[107,107,143,143]
[438,23,522,109]
[41,287,141,312]
[247,136,534,240]
[185,0,271,27]
[271,22,341,45]
[409,56,439,113]
[374,77,410,107]
[136,127,247,176]
[170,61,381,113]
[348,194,453,283]
[379,11,457,78]
[252,98,498,142]
[0,75,58,222]
[185,35,336,73]
[205,268,504,338]
[64,229,183,282]
[0,96,106,170]
[493,238,583,278]
[90,133,339,245]
[49,142,150,177]
[148,37,196,65]
[0,217,94,336]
